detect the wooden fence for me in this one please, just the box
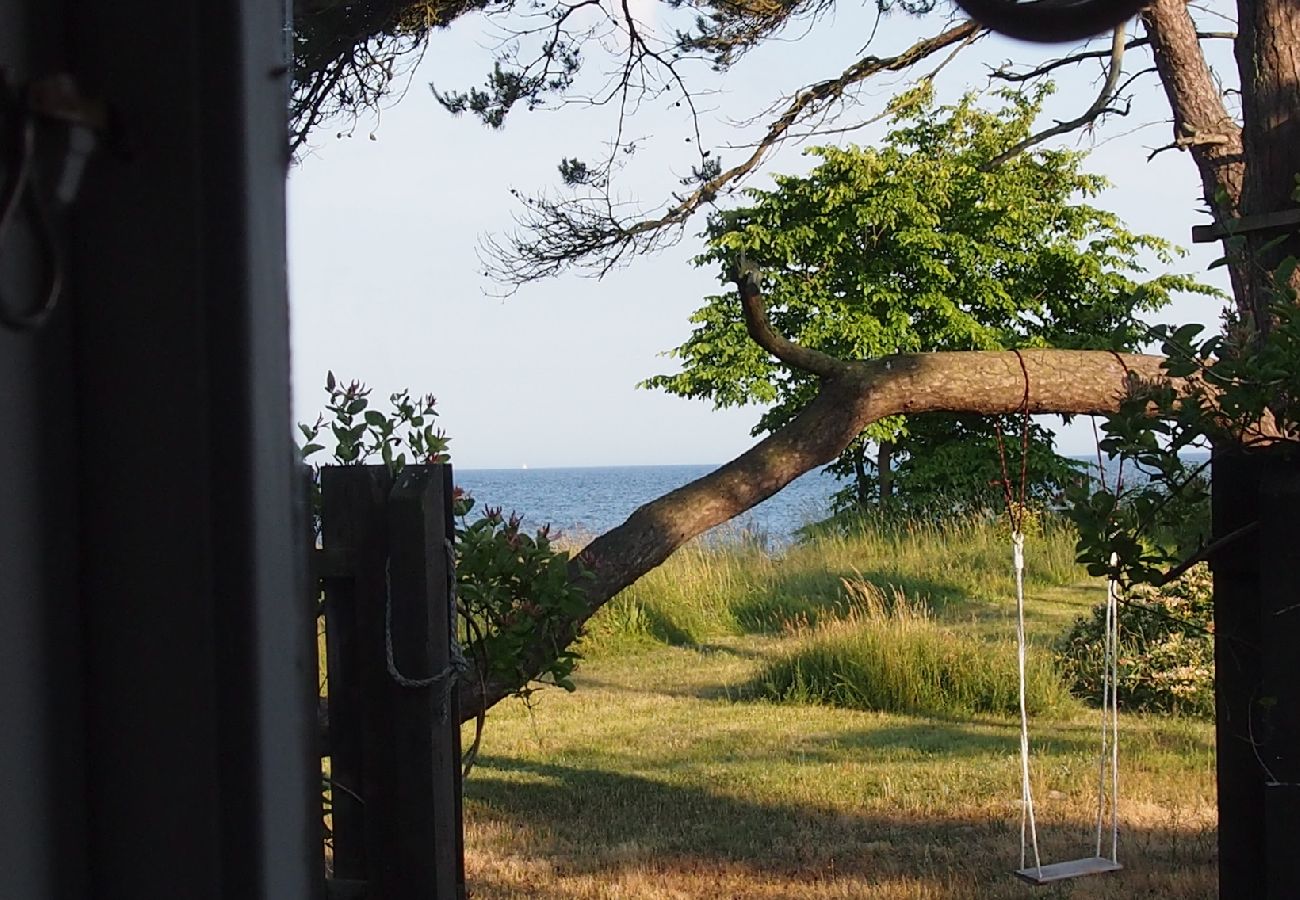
[314,464,466,900]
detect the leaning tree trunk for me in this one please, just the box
[459,349,1171,717]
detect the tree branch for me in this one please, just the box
[991,31,1234,83]
[489,19,983,285]
[1154,520,1259,587]
[733,257,847,379]
[458,347,1172,717]
[984,24,1128,169]
[1141,0,1248,315]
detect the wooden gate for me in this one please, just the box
[315,464,466,900]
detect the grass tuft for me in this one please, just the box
[755,578,1076,718]
[582,512,1084,653]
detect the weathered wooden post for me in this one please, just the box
[368,465,462,900]
[1257,456,1300,898]
[1212,447,1300,899]
[321,468,388,886]
[319,464,465,900]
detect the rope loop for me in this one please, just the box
[383,538,470,722]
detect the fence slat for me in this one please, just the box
[362,465,457,899]
[444,465,469,900]
[321,467,391,882]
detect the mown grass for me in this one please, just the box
[462,515,1217,898]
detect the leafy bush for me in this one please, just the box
[755,579,1074,718]
[302,374,589,696]
[455,501,587,691]
[1053,564,1213,717]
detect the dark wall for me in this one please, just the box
[0,4,87,897]
[0,2,317,896]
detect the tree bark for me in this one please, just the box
[878,439,895,503]
[1235,0,1300,332]
[851,444,871,509]
[458,348,1169,718]
[1142,0,1250,318]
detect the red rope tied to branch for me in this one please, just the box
[994,349,1032,534]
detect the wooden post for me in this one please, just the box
[320,464,463,900]
[1258,458,1300,899]
[445,465,469,900]
[1212,448,1300,899]
[303,465,330,898]
[1212,449,1265,897]
[321,468,391,882]
[364,464,460,900]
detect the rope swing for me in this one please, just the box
[996,354,1122,885]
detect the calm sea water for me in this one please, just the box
[455,464,838,545]
[454,454,1209,546]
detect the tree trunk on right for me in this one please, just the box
[1211,2,1300,896]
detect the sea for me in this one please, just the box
[454,454,1210,546]
[455,464,836,546]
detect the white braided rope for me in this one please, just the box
[1015,537,1121,878]
[1092,552,1121,863]
[1013,531,1043,876]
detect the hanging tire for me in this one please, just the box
[951,0,1147,43]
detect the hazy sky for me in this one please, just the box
[288,6,1234,469]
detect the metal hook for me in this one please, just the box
[0,102,63,332]
[952,0,1147,43]
[0,72,105,334]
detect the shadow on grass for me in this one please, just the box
[793,719,1105,760]
[640,605,695,645]
[465,754,1216,898]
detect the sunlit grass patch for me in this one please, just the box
[461,633,1217,900]
[491,513,1219,898]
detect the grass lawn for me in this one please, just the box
[459,520,1217,898]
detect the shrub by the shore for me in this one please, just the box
[1054,563,1214,717]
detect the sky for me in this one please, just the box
[287,4,1236,470]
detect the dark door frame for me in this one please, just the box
[0,2,318,896]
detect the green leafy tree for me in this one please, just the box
[645,87,1212,513]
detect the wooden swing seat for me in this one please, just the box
[1015,857,1122,885]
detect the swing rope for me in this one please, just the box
[1012,529,1042,875]
[997,360,1121,884]
[1094,555,1120,863]
[996,351,1042,876]
[1090,416,1123,866]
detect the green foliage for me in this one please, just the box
[1065,253,1298,589]
[1054,565,1214,717]
[299,372,449,468]
[456,502,588,692]
[645,85,1213,512]
[756,580,1074,717]
[301,374,589,698]
[829,414,1086,515]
